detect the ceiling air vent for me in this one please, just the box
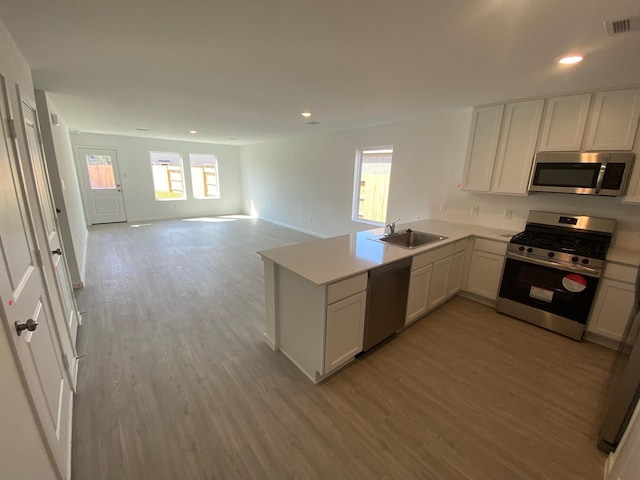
[604,16,639,36]
[306,121,321,126]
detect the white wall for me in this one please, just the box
[0,17,59,480]
[35,90,88,286]
[240,110,471,237]
[240,107,640,247]
[70,133,242,223]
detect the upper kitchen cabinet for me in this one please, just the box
[583,88,640,151]
[490,99,544,194]
[461,104,504,192]
[537,94,591,151]
[462,99,543,195]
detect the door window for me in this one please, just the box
[85,154,117,189]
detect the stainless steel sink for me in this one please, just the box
[371,229,448,249]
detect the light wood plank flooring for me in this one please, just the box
[73,217,615,480]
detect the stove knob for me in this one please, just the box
[518,246,525,252]
[582,258,590,265]
[526,247,533,253]
[548,252,555,258]
[572,256,579,262]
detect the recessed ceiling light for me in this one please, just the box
[189,130,197,134]
[301,112,312,118]
[558,55,584,65]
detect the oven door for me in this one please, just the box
[498,255,600,324]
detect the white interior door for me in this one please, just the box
[1,75,71,479]
[20,97,79,383]
[77,147,126,224]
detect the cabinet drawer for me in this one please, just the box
[473,238,507,255]
[412,243,455,270]
[604,263,637,284]
[327,273,367,304]
[453,239,468,253]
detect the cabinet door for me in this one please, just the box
[624,152,640,204]
[428,257,451,311]
[461,104,504,192]
[324,291,366,374]
[446,251,466,298]
[465,251,505,300]
[538,94,591,151]
[491,99,544,194]
[587,279,636,342]
[584,89,640,150]
[406,264,433,324]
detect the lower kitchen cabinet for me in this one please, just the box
[406,239,469,324]
[324,291,366,374]
[587,262,638,347]
[406,264,433,324]
[446,250,466,297]
[428,257,451,310]
[275,267,367,383]
[464,238,506,302]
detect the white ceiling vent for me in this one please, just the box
[604,16,640,36]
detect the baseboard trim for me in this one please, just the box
[258,216,326,238]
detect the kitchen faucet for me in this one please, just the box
[385,219,400,236]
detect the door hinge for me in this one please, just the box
[61,353,69,370]
[7,118,17,139]
[34,248,44,266]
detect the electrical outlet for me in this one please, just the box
[503,208,513,220]
[440,203,447,212]
[471,205,480,216]
[309,217,313,224]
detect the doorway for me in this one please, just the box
[77,147,126,224]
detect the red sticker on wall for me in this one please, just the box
[562,274,587,293]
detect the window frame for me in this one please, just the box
[149,151,187,201]
[189,153,220,200]
[351,146,394,226]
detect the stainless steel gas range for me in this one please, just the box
[496,211,615,340]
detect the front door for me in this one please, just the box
[0,75,71,479]
[20,96,79,383]
[77,147,126,224]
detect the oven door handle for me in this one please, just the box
[506,252,602,278]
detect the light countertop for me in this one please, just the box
[607,247,640,267]
[258,219,517,285]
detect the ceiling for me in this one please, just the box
[1,0,639,145]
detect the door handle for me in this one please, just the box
[52,248,62,255]
[15,319,38,336]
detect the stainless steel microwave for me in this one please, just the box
[528,152,635,196]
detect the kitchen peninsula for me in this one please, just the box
[258,219,516,383]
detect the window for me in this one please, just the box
[150,152,185,200]
[189,154,220,199]
[352,147,393,224]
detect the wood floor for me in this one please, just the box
[73,217,616,480]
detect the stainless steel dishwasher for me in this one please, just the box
[363,257,412,351]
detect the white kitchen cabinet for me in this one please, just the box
[491,99,544,194]
[428,257,451,311]
[446,250,466,298]
[537,94,591,151]
[464,238,507,302]
[406,241,466,324]
[583,88,640,150]
[587,262,638,347]
[275,268,367,383]
[324,291,366,374]
[461,104,504,192]
[623,122,640,204]
[405,264,433,325]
